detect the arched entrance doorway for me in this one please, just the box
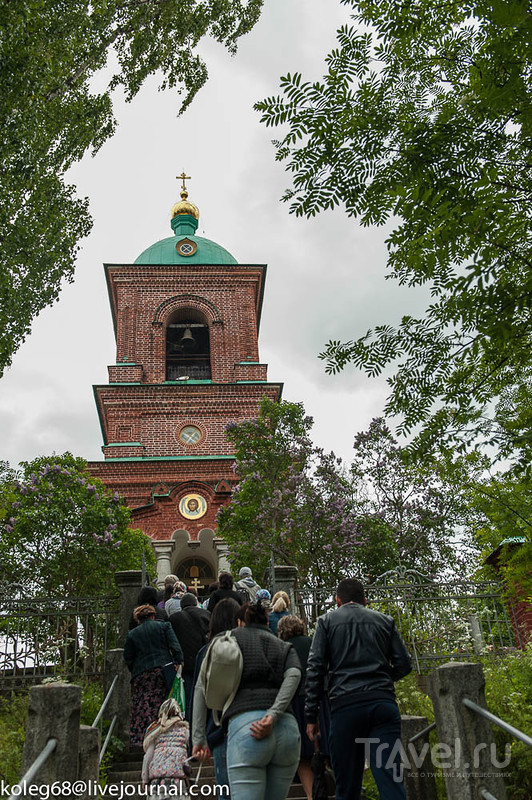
[176,557,216,597]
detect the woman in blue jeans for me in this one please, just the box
[194,600,301,800]
[192,598,241,795]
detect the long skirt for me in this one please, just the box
[130,667,168,746]
[291,694,330,758]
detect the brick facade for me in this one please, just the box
[88,209,282,586]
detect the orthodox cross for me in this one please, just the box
[189,577,202,592]
[177,172,191,193]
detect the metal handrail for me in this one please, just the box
[462,698,532,748]
[408,721,437,743]
[92,674,118,728]
[480,790,499,800]
[100,715,117,764]
[92,673,119,764]
[8,738,57,800]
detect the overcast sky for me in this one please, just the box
[0,0,426,469]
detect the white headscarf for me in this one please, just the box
[142,699,188,751]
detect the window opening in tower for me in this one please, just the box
[166,322,211,380]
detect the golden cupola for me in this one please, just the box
[171,172,199,220]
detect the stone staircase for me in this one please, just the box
[106,747,320,798]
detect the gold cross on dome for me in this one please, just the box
[177,172,191,192]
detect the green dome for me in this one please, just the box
[134,233,237,265]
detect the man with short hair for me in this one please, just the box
[305,578,411,800]
[234,566,261,602]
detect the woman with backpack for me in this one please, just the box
[191,598,241,796]
[194,598,301,800]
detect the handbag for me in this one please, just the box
[311,737,335,800]
[168,665,186,716]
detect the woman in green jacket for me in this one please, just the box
[124,604,183,746]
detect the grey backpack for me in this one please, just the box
[200,630,243,725]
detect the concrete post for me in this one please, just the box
[428,662,508,800]
[213,538,231,574]
[273,565,298,612]
[22,683,81,782]
[78,725,100,795]
[114,570,142,646]
[105,648,132,744]
[152,541,175,587]
[400,716,438,800]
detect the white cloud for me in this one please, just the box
[1,0,423,468]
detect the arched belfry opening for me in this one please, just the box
[166,308,211,380]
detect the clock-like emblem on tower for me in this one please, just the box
[179,424,202,445]
[179,493,207,520]
[176,238,197,257]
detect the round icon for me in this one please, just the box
[179,493,207,520]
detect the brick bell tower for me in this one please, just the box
[88,176,282,589]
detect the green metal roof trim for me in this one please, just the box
[102,455,236,462]
[134,234,237,265]
[103,442,142,447]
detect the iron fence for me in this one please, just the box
[295,568,523,673]
[0,589,120,687]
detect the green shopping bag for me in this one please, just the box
[168,665,186,716]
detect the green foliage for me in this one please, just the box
[79,679,104,727]
[395,672,434,720]
[0,452,155,596]
[0,0,263,375]
[0,692,27,783]
[0,680,108,784]
[256,0,532,460]
[467,468,532,600]
[218,401,476,584]
[483,646,532,799]
[218,398,366,587]
[350,418,479,578]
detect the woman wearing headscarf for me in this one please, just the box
[124,604,184,747]
[165,580,188,616]
[193,599,302,800]
[268,591,291,636]
[141,698,190,790]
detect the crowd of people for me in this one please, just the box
[123,571,412,800]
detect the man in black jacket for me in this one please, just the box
[169,593,210,720]
[305,578,411,800]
